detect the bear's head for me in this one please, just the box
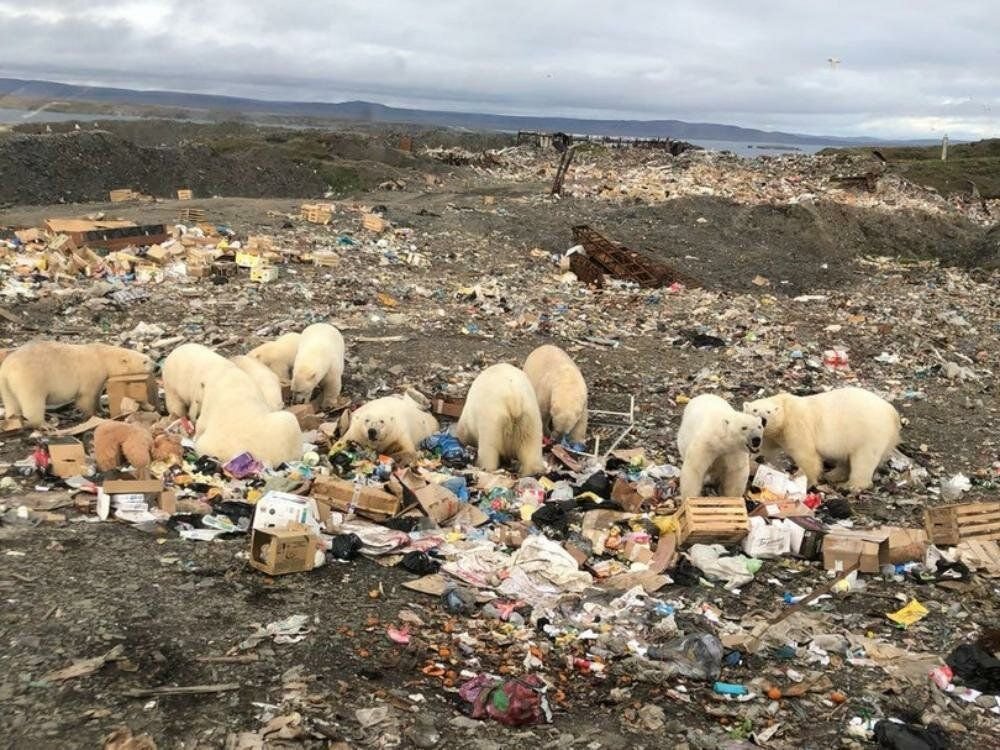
[290,365,321,404]
[723,411,765,452]
[353,406,397,448]
[100,345,155,376]
[742,396,785,435]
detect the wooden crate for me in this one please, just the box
[361,213,387,233]
[250,265,279,282]
[178,208,206,222]
[678,497,749,545]
[176,189,193,201]
[925,502,1000,545]
[109,188,136,202]
[300,203,333,224]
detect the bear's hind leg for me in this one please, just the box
[845,447,881,492]
[825,463,850,483]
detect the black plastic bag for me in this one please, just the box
[398,550,440,575]
[945,643,1000,693]
[873,720,949,750]
[329,533,362,561]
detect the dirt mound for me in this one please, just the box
[0,128,409,204]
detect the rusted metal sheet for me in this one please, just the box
[570,225,700,288]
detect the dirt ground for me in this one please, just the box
[1,161,999,748]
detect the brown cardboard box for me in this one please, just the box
[822,529,890,574]
[310,475,401,520]
[624,539,653,564]
[249,526,318,576]
[397,469,460,524]
[749,499,816,518]
[48,437,87,478]
[106,374,158,417]
[883,527,929,565]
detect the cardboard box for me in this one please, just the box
[822,529,890,574]
[48,437,87,478]
[749,499,816,519]
[98,478,168,519]
[105,373,158,417]
[310,476,401,520]
[431,393,464,419]
[884,527,929,565]
[253,491,322,533]
[789,516,826,559]
[250,265,279,282]
[249,526,319,576]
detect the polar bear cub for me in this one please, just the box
[162,343,231,421]
[195,365,302,466]
[230,355,284,411]
[522,344,588,444]
[0,341,154,427]
[677,394,763,500]
[742,387,900,491]
[456,363,545,475]
[248,332,301,382]
[343,394,439,457]
[290,323,345,408]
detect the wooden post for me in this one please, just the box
[941,134,949,161]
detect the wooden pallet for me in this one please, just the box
[109,188,136,202]
[678,496,749,545]
[361,213,388,233]
[925,502,1000,545]
[957,540,1000,576]
[176,189,193,201]
[300,204,334,224]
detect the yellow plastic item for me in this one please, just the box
[886,599,929,627]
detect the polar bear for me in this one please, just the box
[522,344,588,444]
[195,366,302,466]
[0,341,154,427]
[456,363,545,475]
[230,355,283,411]
[742,387,900,492]
[248,332,301,382]
[162,343,231,421]
[342,394,439,458]
[291,323,345,408]
[677,394,763,499]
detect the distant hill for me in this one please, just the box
[0,77,917,145]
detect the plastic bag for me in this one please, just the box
[458,674,551,726]
[688,544,762,589]
[945,644,1000,693]
[329,533,362,561]
[873,720,949,750]
[645,632,724,682]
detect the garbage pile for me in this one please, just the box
[424,144,998,225]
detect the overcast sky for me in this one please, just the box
[0,0,997,139]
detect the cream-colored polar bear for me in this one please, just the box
[343,394,439,457]
[456,363,545,475]
[248,332,301,382]
[195,366,302,466]
[291,323,345,408]
[0,341,154,427]
[742,387,900,491]
[522,344,588,444]
[162,343,231,421]
[677,394,763,499]
[230,355,283,411]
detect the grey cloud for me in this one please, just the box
[0,0,998,138]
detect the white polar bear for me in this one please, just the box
[290,323,345,408]
[0,341,154,427]
[521,344,588,444]
[342,394,439,458]
[677,394,763,500]
[195,365,302,466]
[230,355,283,411]
[456,363,545,475]
[742,387,900,492]
[248,332,301,382]
[162,343,231,421]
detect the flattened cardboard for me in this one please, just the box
[611,478,644,513]
[883,527,928,565]
[310,475,401,520]
[397,470,460,524]
[103,479,164,495]
[402,573,448,596]
[749,499,816,519]
[106,373,157,417]
[48,437,87,478]
[249,526,318,576]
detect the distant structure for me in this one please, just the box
[516,130,696,156]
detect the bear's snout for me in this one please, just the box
[367,427,378,440]
[750,436,761,450]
